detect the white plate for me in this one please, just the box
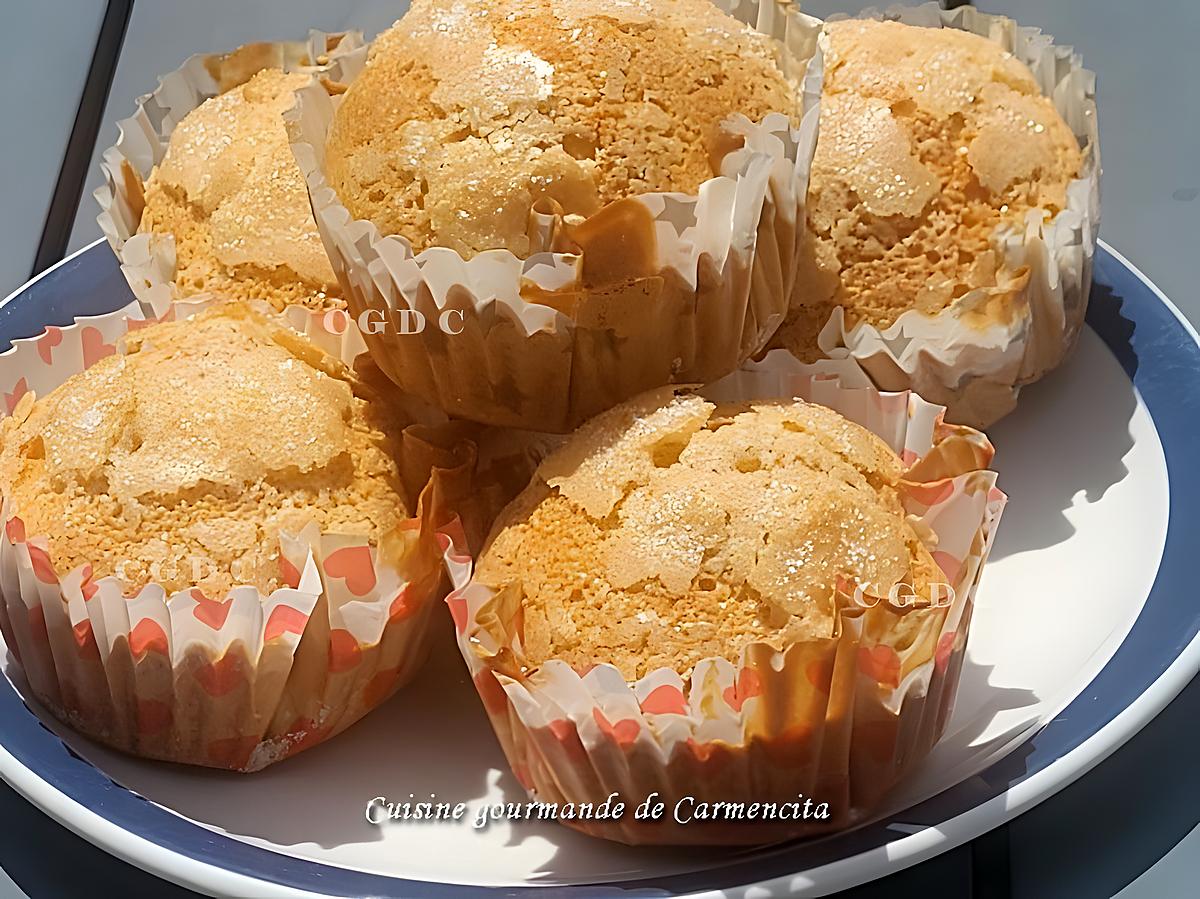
[0,240,1196,897]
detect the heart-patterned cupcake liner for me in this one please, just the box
[0,300,474,771]
[285,1,824,433]
[445,351,1005,844]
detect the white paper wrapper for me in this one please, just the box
[796,3,1100,428]
[286,1,824,433]
[446,350,1005,844]
[0,301,474,771]
[95,31,368,320]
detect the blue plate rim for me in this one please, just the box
[0,238,1196,898]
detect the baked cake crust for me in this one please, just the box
[477,390,940,680]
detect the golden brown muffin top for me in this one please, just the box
[139,68,342,311]
[0,305,408,596]
[324,0,798,257]
[777,19,1082,358]
[475,389,940,680]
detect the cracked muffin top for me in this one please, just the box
[475,389,941,680]
[0,304,407,597]
[139,68,343,312]
[776,19,1082,359]
[324,0,798,258]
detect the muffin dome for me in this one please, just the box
[475,389,940,680]
[324,0,798,258]
[776,19,1082,358]
[0,304,407,597]
[139,68,342,311]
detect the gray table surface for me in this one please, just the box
[2,1,1199,896]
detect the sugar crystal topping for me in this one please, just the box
[477,391,940,679]
[324,0,799,257]
[774,19,1083,358]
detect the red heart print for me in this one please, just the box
[195,652,244,697]
[592,708,639,747]
[438,518,471,563]
[79,564,98,601]
[611,719,640,746]
[323,545,376,596]
[722,667,762,712]
[639,684,688,716]
[4,378,28,414]
[26,544,58,585]
[446,593,468,634]
[72,619,95,653]
[5,517,25,544]
[278,555,301,589]
[858,644,901,688]
[388,585,417,622]
[932,551,961,584]
[905,479,955,507]
[324,309,350,334]
[81,326,115,368]
[191,591,233,630]
[37,326,62,365]
[806,657,834,693]
[935,631,957,674]
[129,618,169,659]
[686,737,717,763]
[264,605,308,641]
[125,314,162,332]
[473,669,509,716]
[548,718,587,762]
[328,628,362,673]
[684,737,732,774]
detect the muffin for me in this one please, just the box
[477,393,941,680]
[450,367,1004,844]
[0,302,469,770]
[97,34,365,319]
[0,303,402,596]
[137,68,342,312]
[325,0,799,257]
[289,0,823,431]
[774,14,1096,427]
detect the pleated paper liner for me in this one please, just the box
[0,299,475,771]
[446,350,1005,844]
[286,0,824,433]
[787,2,1100,428]
[95,30,368,320]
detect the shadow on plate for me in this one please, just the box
[4,624,498,852]
[988,286,1138,561]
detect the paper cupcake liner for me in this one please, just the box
[446,349,1005,845]
[0,301,474,771]
[286,1,824,433]
[95,31,369,321]
[797,2,1100,428]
